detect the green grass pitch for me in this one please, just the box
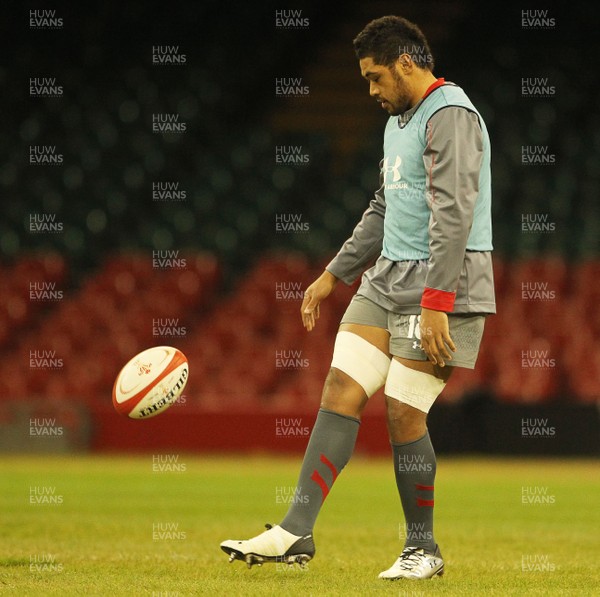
[1,455,598,596]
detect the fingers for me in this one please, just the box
[299,271,337,332]
[301,302,315,331]
[423,339,443,366]
[444,332,457,354]
[303,310,316,331]
[301,292,320,331]
[421,336,439,366]
[421,331,454,367]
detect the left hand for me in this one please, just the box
[419,307,456,367]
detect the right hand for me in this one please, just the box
[301,270,338,331]
[419,307,456,367]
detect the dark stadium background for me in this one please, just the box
[1,0,598,456]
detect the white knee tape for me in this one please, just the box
[384,360,446,413]
[330,331,391,398]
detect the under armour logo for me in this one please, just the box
[382,155,402,183]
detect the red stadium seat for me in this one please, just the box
[3,254,596,410]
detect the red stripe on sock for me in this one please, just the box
[417,497,435,507]
[415,484,434,491]
[320,453,339,482]
[311,470,330,502]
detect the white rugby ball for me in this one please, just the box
[112,346,189,419]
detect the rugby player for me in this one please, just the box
[221,15,495,580]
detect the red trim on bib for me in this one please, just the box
[422,77,445,99]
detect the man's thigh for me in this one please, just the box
[338,294,391,355]
[388,312,486,370]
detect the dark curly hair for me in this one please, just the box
[353,15,434,71]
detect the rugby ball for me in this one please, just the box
[112,346,189,419]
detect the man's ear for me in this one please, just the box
[397,53,413,73]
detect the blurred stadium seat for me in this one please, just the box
[0,1,597,415]
[1,251,598,408]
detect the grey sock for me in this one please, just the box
[392,431,437,552]
[280,408,359,536]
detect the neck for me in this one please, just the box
[410,71,438,107]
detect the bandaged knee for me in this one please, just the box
[384,359,446,413]
[330,331,391,397]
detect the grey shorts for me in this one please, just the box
[340,294,485,369]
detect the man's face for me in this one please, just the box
[359,56,413,116]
